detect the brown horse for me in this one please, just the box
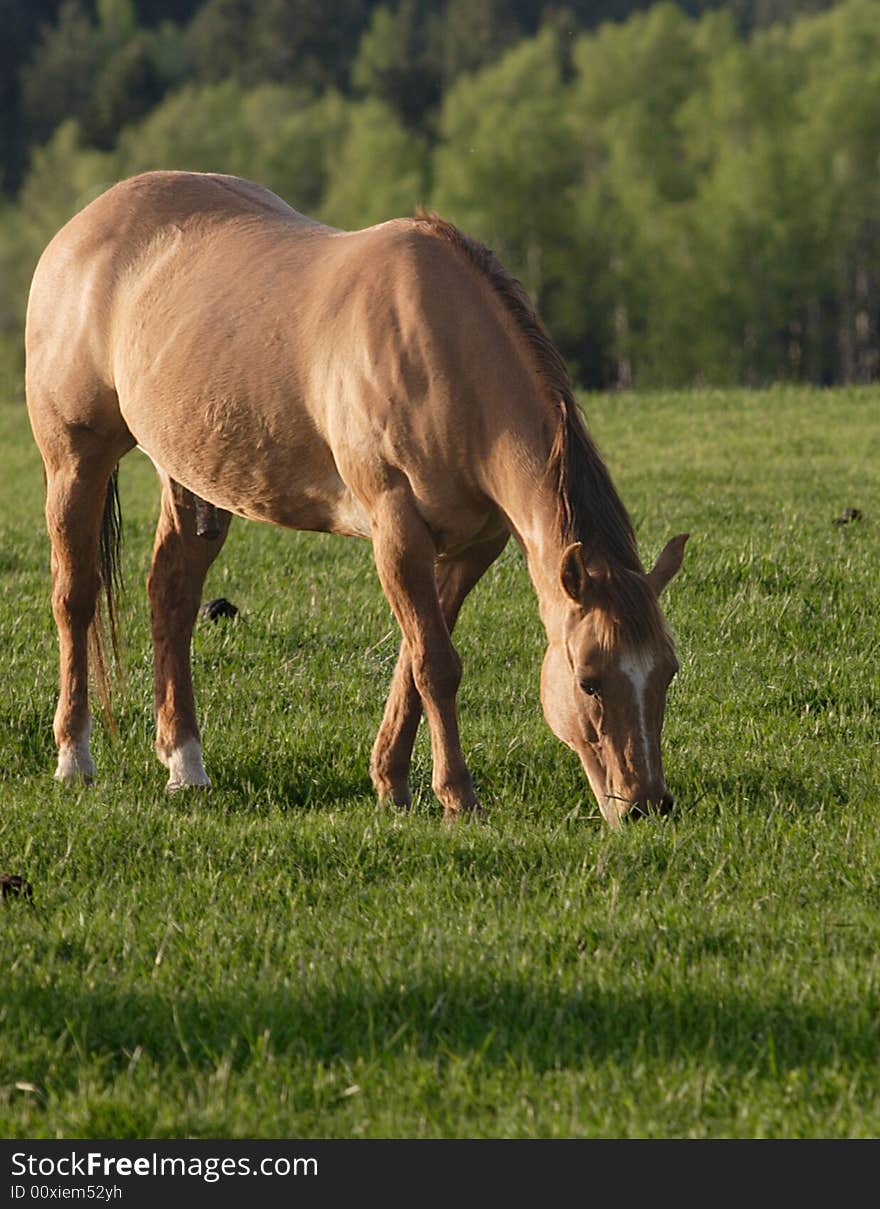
[25,171,687,827]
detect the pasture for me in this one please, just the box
[1,386,878,1138]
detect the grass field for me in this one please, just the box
[1,387,878,1138]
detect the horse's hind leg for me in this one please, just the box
[371,533,509,809]
[44,453,119,782]
[149,474,231,790]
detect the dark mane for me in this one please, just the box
[413,210,668,648]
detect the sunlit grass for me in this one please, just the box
[1,387,878,1137]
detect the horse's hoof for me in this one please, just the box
[442,800,482,826]
[54,770,95,786]
[54,751,96,785]
[377,788,412,811]
[165,778,210,794]
[162,739,210,791]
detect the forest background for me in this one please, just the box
[1,0,878,391]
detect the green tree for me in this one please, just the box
[116,79,262,178]
[0,0,64,191]
[249,0,368,91]
[675,25,819,383]
[185,0,252,84]
[433,27,578,299]
[434,0,522,85]
[0,200,33,390]
[88,33,167,149]
[790,0,880,382]
[320,97,429,227]
[352,1,443,127]
[245,87,352,212]
[16,120,116,245]
[21,0,186,153]
[115,81,351,214]
[20,1,105,148]
[566,6,736,384]
[7,0,880,392]
[187,0,370,91]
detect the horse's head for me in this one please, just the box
[540,534,688,828]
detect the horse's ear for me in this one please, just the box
[560,542,591,604]
[647,533,689,596]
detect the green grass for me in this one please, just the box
[1,387,878,1138]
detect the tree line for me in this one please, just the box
[1,0,876,389]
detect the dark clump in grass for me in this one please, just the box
[0,386,878,1138]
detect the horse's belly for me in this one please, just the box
[133,427,370,539]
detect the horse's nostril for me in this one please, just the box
[659,794,674,816]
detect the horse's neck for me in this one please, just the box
[520,513,578,640]
[484,420,576,640]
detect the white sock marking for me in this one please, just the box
[165,738,210,791]
[55,719,96,782]
[619,650,655,787]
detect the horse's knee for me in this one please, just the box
[432,769,478,816]
[370,760,412,809]
[412,646,462,702]
[51,573,100,626]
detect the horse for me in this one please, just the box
[25,171,687,828]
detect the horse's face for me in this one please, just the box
[541,535,687,828]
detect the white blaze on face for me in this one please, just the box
[619,649,656,785]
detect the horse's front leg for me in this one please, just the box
[148,475,231,791]
[370,485,481,821]
[371,533,509,810]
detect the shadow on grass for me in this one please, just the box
[674,760,849,814]
[8,972,877,1081]
[207,750,375,811]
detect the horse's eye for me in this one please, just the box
[580,679,600,698]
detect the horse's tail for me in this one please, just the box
[88,465,124,733]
